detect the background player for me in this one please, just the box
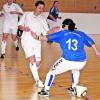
[38,18,100,96]
[47,0,62,29]
[0,0,23,58]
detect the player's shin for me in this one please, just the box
[44,71,55,91]
[1,41,7,54]
[29,62,39,81]
[29,62,44,87]
[72,70,80,87]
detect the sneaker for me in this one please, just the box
[16,46,19,51]
[1,54,5,59]
[67,87,77,95]
[38,89,49,97]
[36,80,44,88]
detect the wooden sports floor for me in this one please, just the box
[0,35,100,100]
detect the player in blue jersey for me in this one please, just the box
[47,0,61,29]
[38,18,100,96]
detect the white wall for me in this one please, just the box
[0,13,100,34]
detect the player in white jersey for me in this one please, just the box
[18,0,53,88]
[0,0,23,58]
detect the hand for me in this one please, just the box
[24,27,30,32]
[96,51,100,57]
[39,35,47,41]
[52,26,60,33]
[10,11,17,14]
[58,17,62,19]
[30,31,37,39]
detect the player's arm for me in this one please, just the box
[10,11,23,15]
[91,44,100,57]
[83,33,100,57]
[10,4,23,15]
[48,14,56,21]
[38,30,62,42]
[18,25,30,32]
[0,6,4,17]
[48,7,56,21]
[47,26,60,34]
[18,13,30,32]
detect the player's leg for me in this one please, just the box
[29,55,44,88]
[21,39,44,88]
[67,61,86,94]
[32,41,44,87]
[1,23,10,58]
[11,27,19,51]
[1,33,9,58]
[33,41,41,69]
[38,57,69,96]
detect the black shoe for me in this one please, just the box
[38,89,49,97]
[16,46,19,51]
[1,54,5,59]
[67,87,77,95]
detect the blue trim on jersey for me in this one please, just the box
[47,30,94,61]
[48,75,53,86]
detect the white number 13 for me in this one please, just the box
[66,39,78,51]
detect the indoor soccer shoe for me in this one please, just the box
[0,54,5,59]
[38,89,49,97]
[67,87,77,95]
[36,80,44,88]
[16,46,19,51]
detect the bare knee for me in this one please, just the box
[29,55,36,64]
[2,33,8,41]
[12,35,17,41]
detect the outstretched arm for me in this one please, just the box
[92,44,100,57]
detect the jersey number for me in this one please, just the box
[66,39,78,51]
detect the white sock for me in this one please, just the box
[72,70,80,87]
[44,71,55,91]
[14,40,18,47]
[1,41,7,54]
[29,62,40,82]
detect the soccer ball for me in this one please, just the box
[75,85,87,97]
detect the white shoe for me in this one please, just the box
[36,80,44,88]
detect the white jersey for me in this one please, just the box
[2,3,23,26]
[18,12,49,40]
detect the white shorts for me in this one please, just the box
[47,19,59,29]
[21,35,41,61]
[50,57,86,75]
[3,22,17,35]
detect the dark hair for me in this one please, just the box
[53,0,59,4]
[62,18,75,31]
[35,0,45,7]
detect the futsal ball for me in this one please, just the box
[75,85,87,97]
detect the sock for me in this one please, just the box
[1,41,7,54]
[44,71,55,91]
[72,70,80,87]
[29,62,40,82]
[14,40,18,47]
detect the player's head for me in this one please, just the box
[53,0,59,7]
[7,0,14,4]
[62,18,76,31]
[34,0,45,15]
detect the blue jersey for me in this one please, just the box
[47,6,59,21]
[48,30,94,61]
